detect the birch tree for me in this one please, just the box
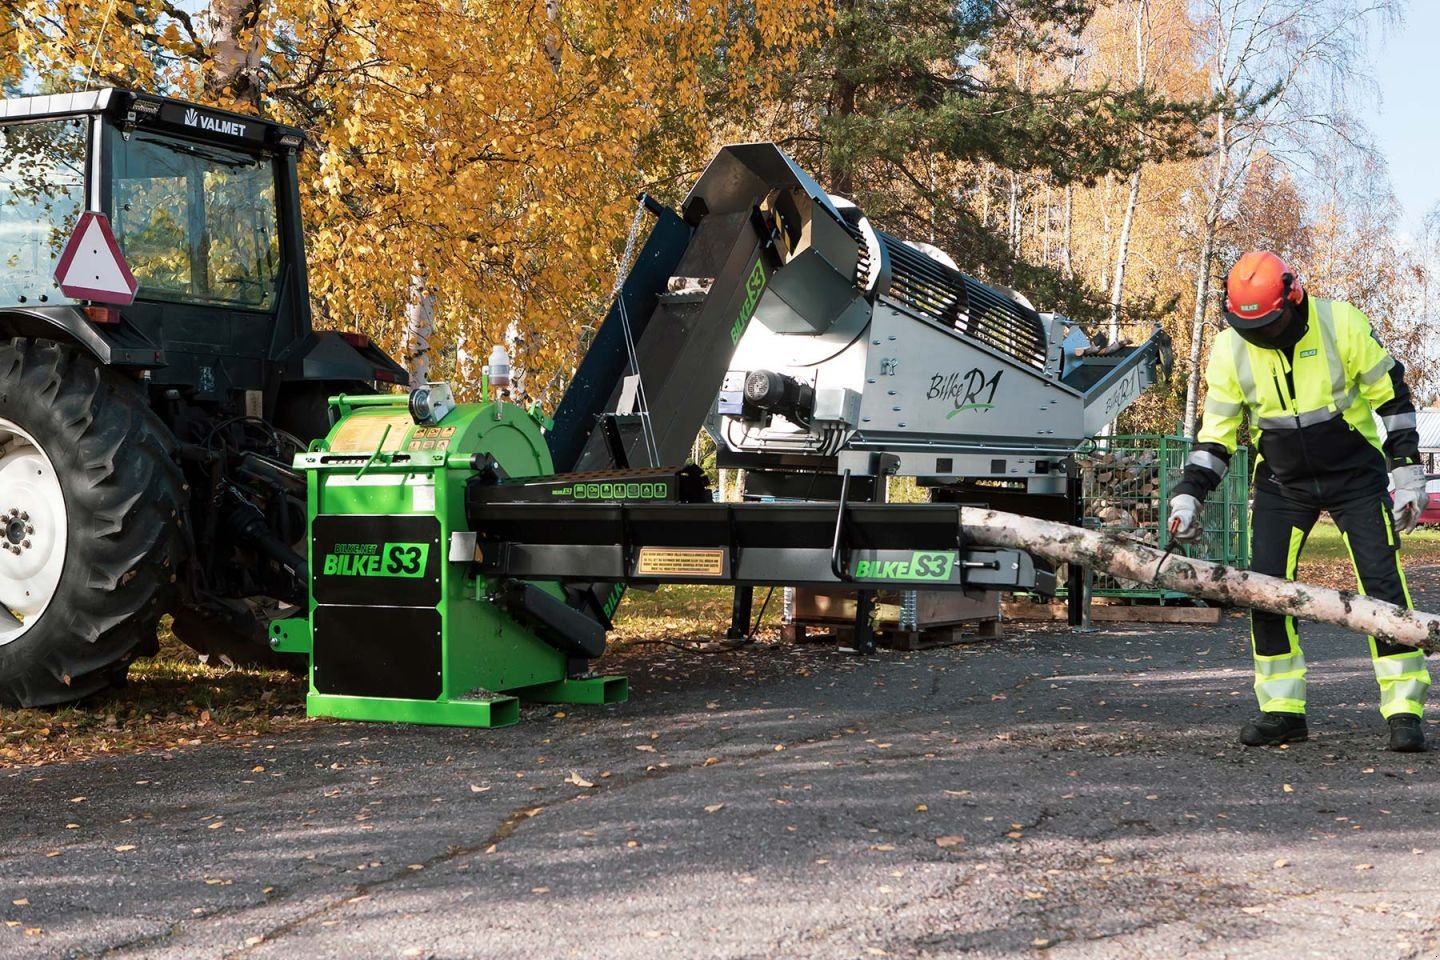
[1181,0,1399,438]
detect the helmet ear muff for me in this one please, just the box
[1282,271,1304,306]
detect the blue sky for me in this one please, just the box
[1369,2,1438,236]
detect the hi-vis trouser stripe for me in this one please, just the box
[1342,504,1431,719]
[1253,525,1308,713]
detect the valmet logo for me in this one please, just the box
[322,542,431,578]
[851,550,957,582]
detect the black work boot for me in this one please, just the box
[1387,715,1426,753]
[1239,712,1308,746]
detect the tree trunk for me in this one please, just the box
[1183,222,1215,438]
[402,270,435,385]
[1109,164,1142,342]
[1062,184,1074,280]
[962,508,1440,653]
[204,0,266,109]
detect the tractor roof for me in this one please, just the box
[0,88,305,152]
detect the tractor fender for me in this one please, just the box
[288,330,409,387]
[0,307,119,364]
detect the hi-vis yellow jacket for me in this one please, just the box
[1176,296,1419,503]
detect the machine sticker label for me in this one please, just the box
[1100,365,1146,422]
[321,541,432,578]
[850,550,957,582]
[328,412,414,454]
[928,368,1003,417]
[601,582,627,619]
[553,481,670,501]
[312,514,441,606]
[729,259,768,344]
[635,548,726,577]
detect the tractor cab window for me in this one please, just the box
[0,117,87,307]
[109,131,281,310]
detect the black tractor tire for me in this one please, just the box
[0,339,185,707]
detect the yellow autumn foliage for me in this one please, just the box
[7,0,827,401]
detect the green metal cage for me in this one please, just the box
[1069,434,1249,600]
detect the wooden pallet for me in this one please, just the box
[785,587,1005,650]
[782,618,1003,650]
[1003,601,1221,624]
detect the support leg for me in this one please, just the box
[727,586,755,640]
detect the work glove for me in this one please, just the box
[1390,464,1429,535]
[1167,493,1203,544]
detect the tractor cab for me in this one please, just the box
[0,88,403,388]
[0,89,405,707]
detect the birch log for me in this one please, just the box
[961,507,1440,654]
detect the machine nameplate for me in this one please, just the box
[928,367,1003,417]
[313,515,442,606]
[849,550,959,583]
[635,548,726,577]
[328,412,413,454]
[320,542,431,578]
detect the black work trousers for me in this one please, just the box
[1249,484,1428,717]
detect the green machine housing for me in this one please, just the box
[272,392,628,727]
[265,141,1120,728]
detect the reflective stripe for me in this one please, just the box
[1256,407,1345,431]
[1314,299,1348,401]
[1374,651,1427,678]
[1231,334,1256,405]
[1205,398,1243,418]
[1253,651,1307,713]
[1187,450,1228,476]
[1360,356,1394,386]
[1383,412,1417,431]
[1373,652,1430,719]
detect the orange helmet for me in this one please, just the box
[1223,250,1304,330]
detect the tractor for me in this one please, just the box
[0,89,405,706]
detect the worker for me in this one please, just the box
[1168,250,1429,752]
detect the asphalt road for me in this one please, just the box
[3,574,1440,960]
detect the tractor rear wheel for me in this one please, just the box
[0,339,184,707]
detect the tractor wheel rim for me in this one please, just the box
[0,418,67,644]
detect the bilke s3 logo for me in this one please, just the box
[851,550,956,581]
[322,542,430,578]
[730,260,767,345]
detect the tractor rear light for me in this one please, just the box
[373,368,399,383]
[340,331,371,349]
[83,305,120,325]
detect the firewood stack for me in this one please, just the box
[1082,446,1165,546]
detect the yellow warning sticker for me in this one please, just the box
[328,412,414,454]
[635,548,726,577]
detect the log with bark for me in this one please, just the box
[962,507,1440,654]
